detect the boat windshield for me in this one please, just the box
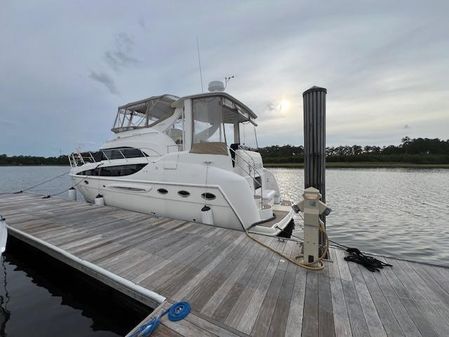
[190,95,257,155]
[112,95,178,133]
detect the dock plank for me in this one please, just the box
[327,249,352,337]
[334,250,370,337]
[2,193,449,337]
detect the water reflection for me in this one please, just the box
[0,238,148,337]
[0,256,10,337]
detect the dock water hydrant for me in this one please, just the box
[293,187,331,267]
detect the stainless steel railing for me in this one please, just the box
[229,147,264,209]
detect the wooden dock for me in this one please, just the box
[1,193,449,337]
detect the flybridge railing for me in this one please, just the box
[68,148,150,167]
[229,147,264,209]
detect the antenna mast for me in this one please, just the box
[224,75,235,89]
[196,37,204,92]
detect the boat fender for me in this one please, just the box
[68,187,77,201]
[94,194,105,206]
[0,215,8,254]
[201,205,214,225]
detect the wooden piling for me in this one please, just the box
[303,86,327,250]
[303,86,327,203]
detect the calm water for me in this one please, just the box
[271,167,449,266]
[0,166,146,337]
[0,166,448,336]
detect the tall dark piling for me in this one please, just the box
[303,86,327,247]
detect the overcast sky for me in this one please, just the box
[1,1,448,156]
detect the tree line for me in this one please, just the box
[258,137,449,164]
[0,154,68,166]
[1,137,448,165]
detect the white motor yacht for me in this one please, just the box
[69,82,294,236]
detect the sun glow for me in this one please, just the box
[280,99,291,112]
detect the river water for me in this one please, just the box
[0,166,448,336]
[271,167,449,266]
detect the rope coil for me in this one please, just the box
[130,301,191,337]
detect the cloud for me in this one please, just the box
[104,32,139,72]
[88,71,119,95]
[1,1,449,155]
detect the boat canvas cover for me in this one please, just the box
[112,95,179,133]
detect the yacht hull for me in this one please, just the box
[71,174,293,234]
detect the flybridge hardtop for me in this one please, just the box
[69,83,294,235]
[112,92,258,134]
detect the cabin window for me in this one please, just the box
[157,188,168,194]
[101,147,146,160]
[77,164,147,177]
[178,190,190,197]
[201,192,216,200]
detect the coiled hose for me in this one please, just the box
[130,301,191,337]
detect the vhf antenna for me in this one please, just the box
[196,37,204,92]
[224,75,235,89]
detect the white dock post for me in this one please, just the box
[297,187,330,266]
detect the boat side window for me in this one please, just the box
[101,148,146,160]
[121,148,144,158]
[77,164,147,176]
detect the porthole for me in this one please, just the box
[84,180,89,184]
[178,190,190,197]
[157,188,168,194]
[201,192,216,200]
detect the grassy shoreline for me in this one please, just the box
[1,162,448,169]
[264,162,449,169]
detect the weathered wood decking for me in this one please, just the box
[1,193,449,337]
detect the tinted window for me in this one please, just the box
[101,148,146,160]
[178,190,190,197]
[157,188,168,194]
[122,148,144,158]
[77,164,146,177]
[201,192,216,200]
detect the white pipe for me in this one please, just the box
[0,216,8,254]
[7,226,166,304]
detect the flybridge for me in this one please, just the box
[112,92,258,134]
[112,94,179,133]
